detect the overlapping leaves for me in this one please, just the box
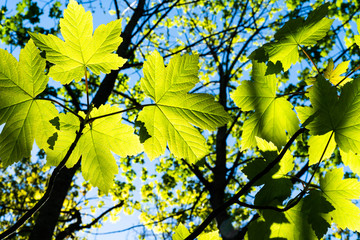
[138,50,230,163]
[231,61,299,149]
[247,168,359,239]
[0,40,57,167]
[29,0,126,84]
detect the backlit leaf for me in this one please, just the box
[29,0,126,84]
[231,61,299,149]
[324,59,352,86]
[306,76,360,154]
[47,105,142,193]
[139,50,230,163]
[320,168,360,231]
[0,40,58,167]
[250,4,333,71]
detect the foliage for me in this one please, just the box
[1,0,360,240]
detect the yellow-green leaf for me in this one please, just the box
[0,40,58,167]
[139,51,230,163]
[29,0,126,84]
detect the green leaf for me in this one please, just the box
[231,61,299,149]
[45,112,80,166]
[172,223,220,240]
[269,201,318,240]
[0,39,58,167]
[302,191,334,239]
[324,59,352,86]
[308,131,336,165]
[243,138,294,186]
[339,149,360,176]
[47,105,143,193]
[248,189,333,240]
[198,230,221,240]
[173,223,190,240]
[307,76,360,154]
[320,168,360,231]
[29,0,126,84]
[251,4,334,71]
[355,19,360,47]
[139,50,230,163]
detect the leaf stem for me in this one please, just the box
[300,45,321,75]
[84,68,90,110]
[86,103,156,123]
[40,98,84,121]
[281,131,334,211]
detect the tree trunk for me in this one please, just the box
[29,164,79,240]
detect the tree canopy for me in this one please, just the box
[0,0,360,239]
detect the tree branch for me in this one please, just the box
[185,127,306,240]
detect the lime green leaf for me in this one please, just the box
[320,168,360,231]
[231,61,299,149]
[139,51,230,163]
[324,59,352,86]
[173,223,220,240]
[295,106,315,125]
[251,4,333,71]
[355,19,360,47]
[29,0,126,84]
[0,40,58,167]
[307,76,360,153]
[340,149,360,176]
[173,223,190,240]
[308,131,336,165]
[198,230,221,240]
[269,202,318,240]
[45,113,80,166]
[49,105,142,193]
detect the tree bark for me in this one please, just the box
[209,73,241,239]
[28,163,79,240]
[28,1,145,239]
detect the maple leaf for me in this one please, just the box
[0,40,58,167]
[304,75,360,154]
[29,0,126,84]
[250,4,334,71]
[324,59,352,86]
[138,50,230,163]
[231,61,299,149]
[320,168,360,231]
[46,105,143,193]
